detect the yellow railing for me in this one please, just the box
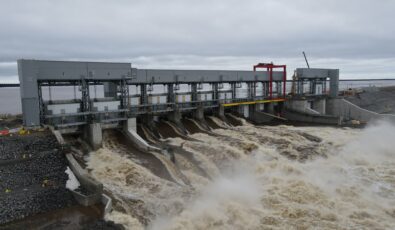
[222,98,286,107]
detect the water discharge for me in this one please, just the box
[85,120,395,229]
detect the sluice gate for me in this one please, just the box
[18,59,342,149]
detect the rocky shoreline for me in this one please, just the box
[0,131,76,225]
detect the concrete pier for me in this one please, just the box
[85,123,102,150]
[217,104,226,119]
[192,105,211,130]
[265,103,275,114]
[167,108,188,134]
[124,118,161,151]
[126,117,137,132]
[312,98,326,115]
[193,105,205,121]
[286,99,320,115]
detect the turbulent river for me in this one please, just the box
[84,119,395,230]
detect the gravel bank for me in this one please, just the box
[0,131,76,225]
[0,132,59,161]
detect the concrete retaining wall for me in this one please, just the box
[250,111,287,124]
[327,98,395,123]
[312,98,326,115]
[66,153,103,206]
[285,100,320,115]
[283,110,341,125]
[49,127,66,145]
[49,127,104,207]
[101,194,113,216]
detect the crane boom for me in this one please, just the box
[303,51,310,68]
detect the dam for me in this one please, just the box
[18,60,342,145]
[2,59,395,229]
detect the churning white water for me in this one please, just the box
[85,120,395,230]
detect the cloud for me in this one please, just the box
[1,0,395,82]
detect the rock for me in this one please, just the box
[0,131,76,224]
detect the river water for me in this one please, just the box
[84,119,395,229]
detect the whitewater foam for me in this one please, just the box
[85,119,395,229]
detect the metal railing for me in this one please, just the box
[43,94,286,128]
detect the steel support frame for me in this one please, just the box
[80,78,91,123]
[212,83,219,105]
[140,84,148,114]
[37,82,45,124]
[167,84,175,103]
[253,63,286,99]
[191,83,198,106]
[35,78,286,128]
[119,78,130,117]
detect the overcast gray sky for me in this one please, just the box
[1,0,395,82]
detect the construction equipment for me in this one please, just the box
[303,51,310,68]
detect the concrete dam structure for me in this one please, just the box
[18,59,350,149]
[2,59,394,228]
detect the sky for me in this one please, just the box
[1,0,395,83]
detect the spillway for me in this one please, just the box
[83,118,395,229]
[6,59,395,229]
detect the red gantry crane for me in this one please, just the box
[253,62,287,99]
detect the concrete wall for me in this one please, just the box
[283,110,341,125]
[327,98,395,123]
[312,98,326,115]
[250,111,275,123]
[285,100,320,115]
[265,103,274,114]
[101,194,113,216]
[49,127,104,207]
[66,154,103,206]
